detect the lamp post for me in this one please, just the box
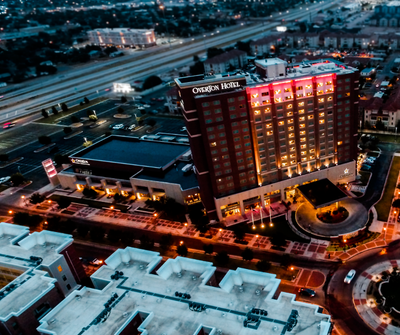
[384,227,387,242]
[159,5,171,49]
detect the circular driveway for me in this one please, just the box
[296,198,369,237]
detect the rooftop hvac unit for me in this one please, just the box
[182,164,193,173]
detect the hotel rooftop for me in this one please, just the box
[38,247,331,335]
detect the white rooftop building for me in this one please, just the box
[87,28,156,48]
[38,247,332,335]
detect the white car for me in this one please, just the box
[143,104,151,108]
[0,176,10,184]
[137,106,145,110]
[128,124,136,131]
[180,126,187,132]
[112,124,124,130]
[344,269,356,284]
[135,95,143,99]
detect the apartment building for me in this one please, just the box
[87,28,156,48]
[204,49,247,74]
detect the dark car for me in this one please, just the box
[361,164,372,171]
[299,288,316,297]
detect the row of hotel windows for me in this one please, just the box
[251,91,337,106]
[201,96,246,108]
[252,97,334,112]
[250,81,334,98]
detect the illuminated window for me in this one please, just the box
[318,98,324,103]
[301,157,307,162]
[300,131,306,135]
[308,115,314,119]
[319,112,324,117]
[275,89,281,94]
[310,155,315,159]
[282,155,288,160]
[297,93,304,98]
[290,160,296,164]
[254,110,261,115]
[266,123,272,128]
[289,140,295,145]
[287,112,293,116]
[287,104,293,109]
[282,162,287,167]
[285,96,293,101]
[345,92,350,97]
[290,154,296,158]
[289,133,294,138]
[297,86,303,90]
[317,82,323,87]
[275,98,282,103]
[252,93,259,98]
[265,108,271,112]
[298,102,305,107]
[298,109,305,114]
[284,88,291,92]
[326,88,334,93]
[327,97,333,101]
[301,151,307,155]
[310,149,315,153]
[300,144,306,149]
[299,123,305,128]
[306,85,312,89]
[288,126,294,131]
[300,137,306,142]
[210,142,217,147]
[252,101,260,107]
[278,121,284,126]
[288,119,294,124]
[319,120,325,124]
[299,116,305,121]
[267,131,273,136]
[317,90,323,95]
[326,81,332,85]
[290,147,296,151]
[337,141,343,145]
[262,100,270,105]
[306,92,312,96]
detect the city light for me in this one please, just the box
[8,210,12,214]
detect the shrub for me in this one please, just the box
[71,115,79,123]
[56,197,71,209]
[214,251,229,266]
[38,135,52,145]
[241,247,254,261]
[84,97,89,104]
[107,229,122,243]
[41,109,49,118]
[77,225,89,238]
[159,233,174,251]
[61,103,68,112]
[63,127,72,134]
[82,187,97,198]
[146,118,156,127]
[89,115,98,122]
[51,106,58,115]
[29,192,45,204]
[256,260,271,272]
[121,96,127,103]
[117,107,124,114]
[177,244,188,256]
[90,226,105,241]
[203,244,214,254]
[13,212,42,227]
[142,75,162,90]
[139,235,154,250]
[10,173,25,186]
[86,109,95,117]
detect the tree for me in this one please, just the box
[159,233,174,251]
[241,247,254,261]
[86,109,95,117]
[56,197,71,209]
[121,230,135,246]
[46,216,61,231]
[61,103,68,112]
[146,118,156,127]
[190,61,204,75]
[10,173,25,186]
[82,187,97,198]
[77,225,89,238]
[280,254,291,268]
[193,55,200,62]
[256,260,271,272]
[113,193,121,203]
[41,109,49,118]
[375,119,385,130]
[236,41,251,54]
[0,154,8,162]
[140,235,154,250]
[90,226,105,241]
[84,97,90,104]
[392,199,400,208]
[71,115,79,123]
[177,244,188,256]
[143,75,162,90]
[121,96,127,103]
[233,225,246,241]
[203,244,214,254]
[214,251,230,266]
[13,212,42,227]
[29,192,45,204]
[107,229,122,243]
[51,106,59,115]
[38,135,52,145]
[54,154,69,166]
[117,107,124,114]
[63,127,72,134]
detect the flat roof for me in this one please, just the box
[38,248,331,335]
[71,136,190,170]
[133,161,198,190]
[297,179,349,209]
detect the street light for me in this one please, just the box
[159,5,171,49]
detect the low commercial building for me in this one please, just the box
[204,49,247,74]
[57,136,200,205]
[87,28,156,48]
[38,247,332,335]
[250,35,278,56]
[0,223,85,335]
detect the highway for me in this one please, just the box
[0,0,340,123]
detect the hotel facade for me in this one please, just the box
[175,58,359,221]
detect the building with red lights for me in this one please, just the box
[175,58,359,222]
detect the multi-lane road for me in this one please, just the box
[0,0,341,123]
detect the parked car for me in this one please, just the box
[3,122,15,129]
[180,126,187,132]
[112,124,124,130]
[137,106,145,110]
[344,269,356,284]
[124,124,136,131]
[299,288,316,297]
[143,104,151,108]
[157,97,165,101]
[361,164,372,171]
[0,176,10,184]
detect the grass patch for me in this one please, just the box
[35,97,107,124]
[375,156,400,221]
[327,231,380,251]
[226,215,309,243]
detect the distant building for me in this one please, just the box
[372,1,400,27]
[0,223,85,335]
[378,33,400,49]
[290,33,319,48]
[165,86,181,114]
[204,49,247,74]
[87,28,156,48]
[38,247,333,335]
[250,35,278,56]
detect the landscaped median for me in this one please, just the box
[375,156,400,221]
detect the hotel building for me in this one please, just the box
[175,58,359,221]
